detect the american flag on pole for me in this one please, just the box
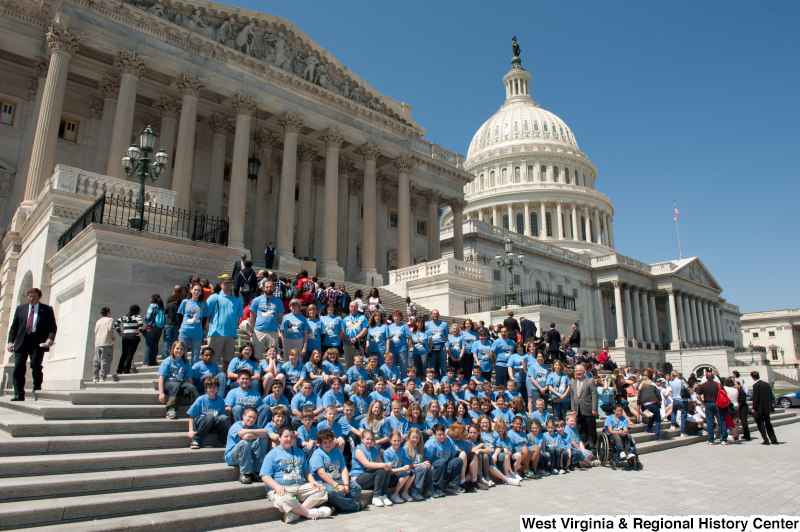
[674,206,679,221]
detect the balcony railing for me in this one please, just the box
[464,288,576,314]
[663,340,736,351]
[57,193,229,251]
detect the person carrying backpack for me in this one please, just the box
[234,260,258,310]
[143,295,165,367]
[297,270,316,305]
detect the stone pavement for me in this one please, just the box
[219,422,800,532]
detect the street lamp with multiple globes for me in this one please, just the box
[121,125,168,229]
[495,236,524,304]
[749,341,755,365]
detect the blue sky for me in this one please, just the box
[241,0,799,313]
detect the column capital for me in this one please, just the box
[320,127,345,148]
[392,155,415,173]
[255,129,278,149]
[410,198,419,212]
[89,98,104,120]
[99,77,121,100]
[612,280,621,288]
[207,114,232,135]
[278,111,304,133]
[34,55,48,79]
[175,73,207,98]
[556,199,563,206]
[313,168,325,185]
[46,23,81,56]
[231,93,256,117]
[113,50,147,78]
[357,141,381,162]
[593,283,602,292]
[298,143,318,162]
[381,188,392,204]
[647,289,658,297]
[451,199,468,212]
[27,79,38,101]
[422,189,441,205]
[540,200,546,207]
[338,156,355,175]
[376,170,389,188]
[638,286,648,294]
[348,179,362,196]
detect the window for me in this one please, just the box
[560,127,564,137]
[531,212,538,237]
[581,216,587,240]
[752,332,759,338]
[0,100,16,126]
[544,123,549,132]
[573,288,578,299]
[527,165,533,182]
[58,117,79,142]
[501,168,508,185]
[516,213,524,234]
[223,162,232,182]
[513,274,520,286]
[557,284,563,294]
[514,166,520,183]
[416,218,427,236]
[503,124,509,136]
[503,214,509,230]
[513,122,518,133]
[389,210,398,229]
[553,166,559,182]
[771,349,778,361]
[564,168,570,184]
[575,170,579,185]
[493,270,501,282]
[540,165,546,182]
[536,280,542,290]
[768,331,775,337]
[545,212,552,237]
[479,174,484,190]
[490,171,495,187]
[494,127,499,137]
[534,122,539,132]
[487,130,491,140]
[523,121,529,132]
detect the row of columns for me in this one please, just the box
[610,282,661,347]
[474,162,593,190]
[665,289,725,348]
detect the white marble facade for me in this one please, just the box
[740,309,800,366]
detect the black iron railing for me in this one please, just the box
[464,288,576,314]
[734,345,766,353]
[57,193,229,250]
[663,339,736,351]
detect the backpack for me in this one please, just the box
[716,383,731,408]
[154,308,165,328]
[240,272,253,295]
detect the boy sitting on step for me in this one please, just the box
[224,369,270,428]
[187,376,228,449]
[225,406,270,484]
[191,347,227,398]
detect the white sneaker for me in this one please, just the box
[92,377,99,383]
[389,493,403,504]
[515,472,523,480]
[507,476,521,486]
[721,441,729,446]
[307,507,331,520]
[679,433,688,438]
[400,492,413,502]
[506,473,517,481]
[372,496,384,507]
[381,495,393,506]
[284,511,299,524]
[619,452,627,460]
[99,377,106,382]
[707,441,714,445]
[559,469,566,475]
[166,408,177,419]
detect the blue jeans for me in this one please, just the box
[671,398,688,434]
[229,438,266,474]
[181,336,203,365]
[394,350,409,378]
[411,464,430,495]
[495,366,509,388]
[197,371,228,398]
[527,386,548,410]
[430,346,446,380]
[322,480,362,512]
[161,324,179,360]
[643,403,661,439]
[413,352,426,377]
[552,401,569,421]
[230,404,271,428]
[430,456,463,492]
[239,293,254,311]
[704,402,727,443]
[143,326,163,366]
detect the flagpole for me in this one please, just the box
[674,199,683,259]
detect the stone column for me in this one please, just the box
[377,174,389,275]
[23,24,81,203]
[681,294,694,344]
[648,291,660,346]
[477,209,484,222]
[13,57,48,206]
[523,201,531,236]
[613,281,626,347]
[556,201,564,240]
[631,286,643,343]
[675,292,686,344]
[507,203,514,233]
[492,205,498,227]
[93,77,120,175]
[623,284,634,343]
[170,74,206,211]
[592,209,601,245]
[608,218,615,248]
[356,142,382,285]
[337,157,354,270]
[274,111,304,271]
[688,296,700,343]
[252,129,277,265]
[594,285,607,346]
[294,143,317,259]
[667,289,681,350]
[714,305,724,342]
[425,190,441,260]
[571,203,579,241]
[394,156,415,268]
[318,128,345,280]
[227,93,255,251]
[640,289,651,344]
[695,298,706,344]
[205,114,232,219]
[583,205,591,242]
[540,201,547,239]
[452,199,466,261]
[707,301,718,343]
[604,213,612,247]
[154,97,180,189]
[702,300,713,343]
[582,282,595,343]
[105,51,147,180]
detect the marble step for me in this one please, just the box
[0,398,184,420]
[33,390,161,405]
[81,381,159,390]
[0,412,188,438]
[0,432,219,457]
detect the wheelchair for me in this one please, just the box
[597,429,643,471]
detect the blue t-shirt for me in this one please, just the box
[367,325,390,354]
[424,435,456,461]
[302,362,323,379]
[280,361,304,387]
[297,424,318,443]
[388,324,412,354]
[547,373,571,403]
[369,390,393,415]
[383,446,410,469]
[506,353,527,383]
[264,393,291,409]
[480,431,497,451]
[322,361,346,379]
[386,414,410,436]
[528,363,550,389]
[490,338,515,368]
[420,394,435,412]
[542,432,561,450]
[438,392,456,406]
[177,299,209,339]
[249,295,283,332]
[187,394,225,419]
[531,410,551,426]
[338,416,357,436]
[461,330,477,353]
[604,415,629,432]
[309,447,347,482]
[347,365,369,384]
[281,313,309,339]
[227,357,259,379]
[556,432,570,449]
[468,410,481,422]
[259,446,309,491]
[350,444,381,478]
[504,390,522,403]
[359,417,390,440]
[446,335,464,359]
[351,395,369,417]
[409,420,426,434]
[224,387,264,409]
[321,390,345,411]
[206,292,243,338]
[472,341,494,372]
[320,315,344,347]
[410,331,430,355]
[343,314,368,340]
[316,420,343,439]
[403,377,423,388]
[508,429,532,453]
[493,433,514,452]
[425,416,445,432]
[492,408,514,426]
[291,392,321,414]
[425,320,449,348]
[192,360,221,380]
[306,318,323,353]
[565,426,582,448]
[158,357,194,383]
[380,363,401,383]
[225,421,268,466]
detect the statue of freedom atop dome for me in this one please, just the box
[512,36,520,58]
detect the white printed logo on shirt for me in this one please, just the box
[279,457,304,484]
[370,330,383,343]
[260,302,276,319]
[324,461,341,480]
[184,305,202,325]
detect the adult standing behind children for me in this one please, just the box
[545,323,561,364]
[570,365,598,451]
[178,284,209,365]
[343,301,369,368]
[162,292,182,362]
[142,294,165,367]
[425,310,450,380]
[248,279,283,359]
[115,305,143,376]
[280,299,309,361]
[751,370,778,445]
[93,307,115,383]
[234,260,258,311]
[206,275,243,365]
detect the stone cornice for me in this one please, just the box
[464,185,614,213]
[466,149,596,176]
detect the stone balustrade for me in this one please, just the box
[464,182,612,203]
[411,139,464,169]
[388,257,492,285]
[41,165,177,208]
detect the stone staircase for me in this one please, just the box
[0,363,797,531]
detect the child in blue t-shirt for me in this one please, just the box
[368,378,393,416]
[265,406,291,447]
[297,408,319,461]
[224,369,270,428]
[386,400,410,440]
[530,420,550,476]
[264,380,291,409]
[320,376,346,417]
[383,430,415,504]
[346,355,372,393]
[192,347,227,398]
[317,405,345,450]
[339,401,363,452]
[227,342,262,395]
[604,404,633,460]
[187,376,228,449]
[158,341,200,420]
[555,420,573,474]
[509,416,541,479]
[565,414,594,469]
[224,406,269,484]
[322,348,349,394]
[492,395,515,426]
[380,352,402,394]
[280,348,304,400]
[531,398,551,426]
[290,380,323,429]
[503,379,521,404]
[541,419,565,474]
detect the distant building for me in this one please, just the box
[740,309,800,366]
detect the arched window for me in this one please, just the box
[514,166,520,183]
[531,212,539,236]
[527,165,533,182]
[490,170,495,187]
[581,216,587,241]
[513,122,519,134]
[479,173,484,190]
[494,127,500,137]
[534,122,539,132]
[564,167,570,184]
[516,213,524,234]
[543,123,549,132]
[540,165,546,182]
[574,169,579,186]
[486,129,491,140]
[536,280,542,290]
[503,214,509,230]
[523,121,529,132]
[553,166,559,183]
[503,124,509,136]
[545,212,552,237]
[501,168,508,185]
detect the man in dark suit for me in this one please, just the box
[751,370,778,445]
[6,288,57,401]
[264,243,276,269]
[232,253,247,279]
[545,322,561,364]
[520,316,537,344]
[569,322,581,349]
[503,311,520,340]
[570,365,598,451]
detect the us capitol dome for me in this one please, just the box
[442,48,616,255]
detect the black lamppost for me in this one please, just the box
[121,125,168,230]
[749,341,754,365]
[780,347,785,368]
[495,236,524,306]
